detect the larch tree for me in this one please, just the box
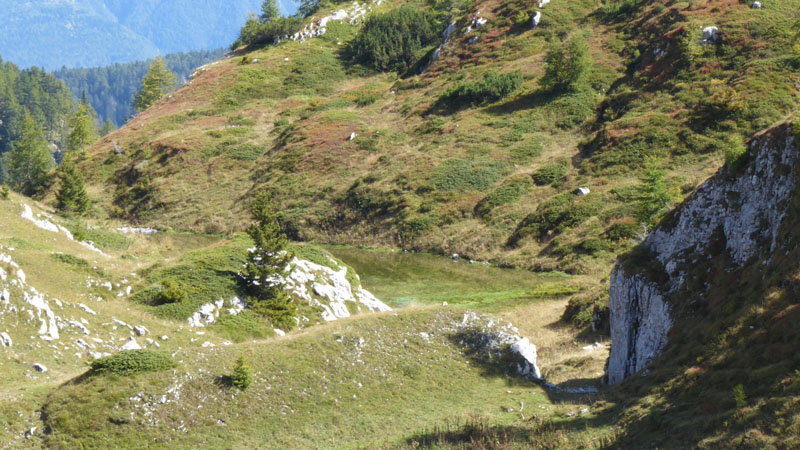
[133,56,177,112]
[5,112,54,195]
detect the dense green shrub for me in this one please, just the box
[349,7,440,73]
[474,177,531,217]
[90,350,177,376]
[155,279,189,305]
[51,253,90,269]
[432,158,508,192]
[532,163,567,186]
[511,138,544,162]
[436,71,523,111]
[507,193,599,246]
[603,219,640,242]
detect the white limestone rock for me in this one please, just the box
[702,26,719,43]
[510,338,542,379]
[607,124,798,384]
[532,11,541,28]
[134,325,150,336]
[33,363,47,373]
[121,337,142,351]
[0,332,11,347]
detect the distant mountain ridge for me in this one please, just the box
[0,0,298,70]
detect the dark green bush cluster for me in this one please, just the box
[349,7,440,73]
[437,71,523,111]
[532,163,567,186]
[474,177,531,217]
[51,253,90,269]
[90,350,177,376]
[431,158,508,192]
[603,219,640,242]
[155,279,189,306]
[507,193,599,246]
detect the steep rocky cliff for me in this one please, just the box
[607,122,799,384]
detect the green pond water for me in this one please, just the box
[325,246,580,309]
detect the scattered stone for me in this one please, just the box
[274,329,286,337]
[134,325,150,336]
[752,1,761,7]
[112,141,125,155]
[451,253,459,261]
[33,363,47,373]
[348,132,357,141]
[121,337,141,351]
[532,11,541,28]
[576,187,591,196]
[702,26,719,43]
[538,0,550,7]
[0,332,11,347]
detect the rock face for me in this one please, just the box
[607,123,798,384]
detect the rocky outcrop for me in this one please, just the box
[607,123,798,384]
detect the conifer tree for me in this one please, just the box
[243,191,296,329]
[66,101,97,154]
[55,155,90,215]
[540,36,592,92]
[98,118,116,137]
[6,112,54,195]
[260,0,280,22]
[232,355,253,390]
[133,56,177,112]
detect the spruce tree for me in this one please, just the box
[243,191,296,329]
[55,155,90,215]
[260,0,280,22]
[6,112,54,195]
[98,118,116,137]
[66,101,97,154]
[133,56,177,112]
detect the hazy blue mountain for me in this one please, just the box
[0,0,298,70]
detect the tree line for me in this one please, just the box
[52,49,224,128]
[1,53,183,219]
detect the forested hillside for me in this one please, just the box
[0,0,296,70]
[0,59,75,156]
[53,50,225,127]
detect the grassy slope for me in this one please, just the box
[0,192,607,448]
[41,302,611,449]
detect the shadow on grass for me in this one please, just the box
[214,374,235,389]
[404,412,621,449]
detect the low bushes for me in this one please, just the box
[474,177,532,217]
[507,193,600,246]
[532,163,567,186]
[90,350,177,376]
[435,71,523,111]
